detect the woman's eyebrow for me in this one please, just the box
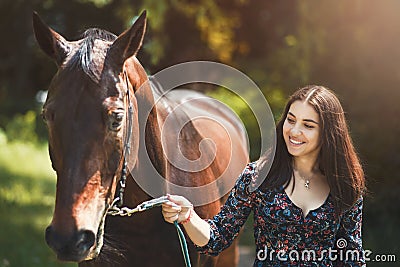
[304,119,319,124]
[288,112,319,124]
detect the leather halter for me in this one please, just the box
[109,71,134,210]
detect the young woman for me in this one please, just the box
[162,85,366,266]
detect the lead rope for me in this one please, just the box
[174,220,192,267]
[107,196,192,267]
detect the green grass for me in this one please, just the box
[0,139,75,267]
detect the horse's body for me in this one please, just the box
[33,11,248,266]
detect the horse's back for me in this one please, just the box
[164,89,248,146]
[162,89,248,155]
[155,88,248,204]
[157,89,249,193]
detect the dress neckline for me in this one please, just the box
[280,186,331,219]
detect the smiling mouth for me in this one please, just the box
[289,136,305,146]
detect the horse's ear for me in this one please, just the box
[107,10,147,69]
[32,11,70,66]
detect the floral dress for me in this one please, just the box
[196,162,365,266]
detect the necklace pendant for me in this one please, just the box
[304,180,310,189]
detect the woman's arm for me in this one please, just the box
[162,162,257,255]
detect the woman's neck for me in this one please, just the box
[292,155,319,176]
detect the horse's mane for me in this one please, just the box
[149,76,205,144]
[66,28,117,82]
[148,75,165,99]
[149,75,182,111]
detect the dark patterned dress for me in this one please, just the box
[196,162,365,266]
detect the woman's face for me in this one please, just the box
[283,100,321,160]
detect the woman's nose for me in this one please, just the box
[290,125,302,136]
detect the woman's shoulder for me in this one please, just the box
[237,161,259,186]
[243,161,258,175]
[340,195,364,217]
[236,161,278,195]
[230,162,282,210]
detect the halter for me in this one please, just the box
[108,71,133,212]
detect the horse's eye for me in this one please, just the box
[109,110,124,131]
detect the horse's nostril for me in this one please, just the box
[45,226,96,261]
[75,230,96,252]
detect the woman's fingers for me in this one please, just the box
[162,209,179,223]
[161,196,193,224]
[162,201,182,211]
[166,194,192,207]
[162,202,180,224]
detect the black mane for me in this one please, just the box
[82,28,117,42]
[67,28,117,82]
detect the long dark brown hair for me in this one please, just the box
[258,85,365,214]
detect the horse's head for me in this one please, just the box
[33,11,147,262]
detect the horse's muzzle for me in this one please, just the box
[45,225,96,262]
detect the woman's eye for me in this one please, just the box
[286,117,295,124]
[304,124,315,129]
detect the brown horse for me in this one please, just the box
[33,11,249,267]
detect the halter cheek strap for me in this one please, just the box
[110,71,134,209]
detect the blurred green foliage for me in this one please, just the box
[0,0,399,266]
[5,111,38,143]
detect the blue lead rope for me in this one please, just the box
[144,197,191,267]
[174,220,192,267]
[146,197,192,267]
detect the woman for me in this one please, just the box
[162,85,366,266]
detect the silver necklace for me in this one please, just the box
[304,179,310,189]
[296,172,314,189]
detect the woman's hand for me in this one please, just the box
[162,194,211,246]
[162,194,193,224]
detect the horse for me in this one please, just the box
[33,10,249,267]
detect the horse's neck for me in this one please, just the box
[124,73,167,207]
[123,103,167,208]
[126,58,167,179]
[139,85,166,176]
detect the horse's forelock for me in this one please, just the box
[65,28,117,83]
